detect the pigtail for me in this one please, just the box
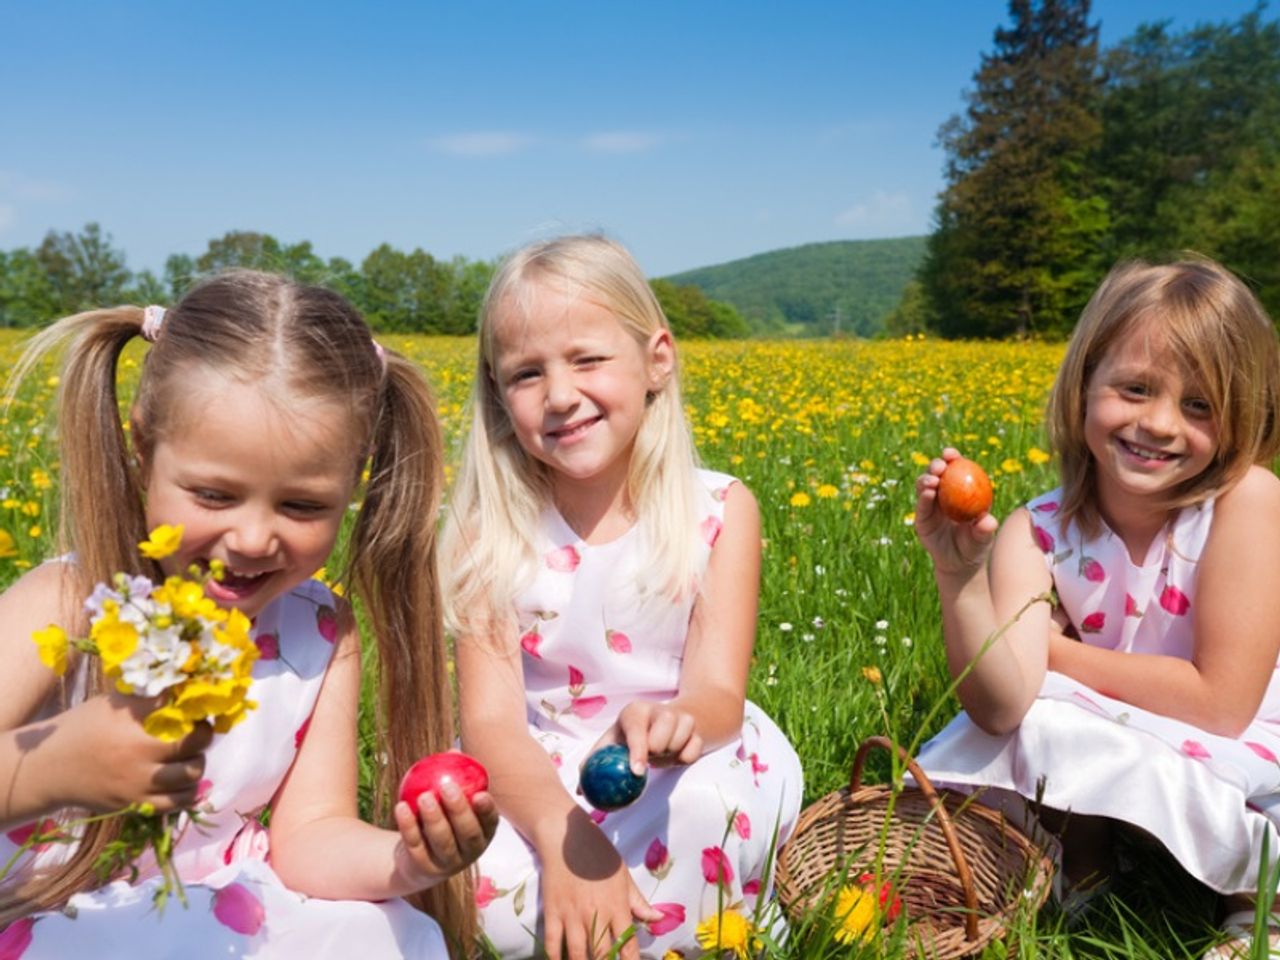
[345,350,477,954]
[1,306,159,924]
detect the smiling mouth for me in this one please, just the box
[547,416,602,440]
[1118,438,1178,462]
[203,564,273,599]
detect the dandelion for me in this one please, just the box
[816,484,839,499]
[0,530,16,559]
[789,491,811,508]
[1001,457,1023,474]
[861,666,882,684]
[833,885,878,944]
[910,451,930,466]
[1028,446,1051,465]
[694,909,759,960]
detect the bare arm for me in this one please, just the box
[268,603,495,901]
[916,452,1053,734]
[1049,466,1280,736]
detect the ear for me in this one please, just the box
[645,328,675,392]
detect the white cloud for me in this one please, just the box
[428,132,533,157]
[835,190,912,229]
[581,131,663,154]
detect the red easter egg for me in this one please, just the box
[399,751,489,807]
[937,457,993,523]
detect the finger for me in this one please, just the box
[437,786,490,864]
[610,915,638,960]
[645,711,677,763]
[168,721,213,761]
[151,754,206,794]
[676,731,703,766]
[627,880,661,922]
[544,915,564,960]
[469,791,501,843]
[615,709,652,775]
[565,920,588,960]
[416,791,461,867]
[394,801,427,853]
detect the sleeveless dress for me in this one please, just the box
[917,489,1280,894]
[0,578,447,959]
[475,470,804,958]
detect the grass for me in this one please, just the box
[0,330,1264,956]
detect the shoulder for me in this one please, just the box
[1215,465,1280,516]
[0,558,79,621]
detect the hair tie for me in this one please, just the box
[141,305,167,343]
[373,340,387,373]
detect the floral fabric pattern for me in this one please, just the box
[476,470,803,957]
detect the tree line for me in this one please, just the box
[0,227,749,339]
[900,1,1280,339]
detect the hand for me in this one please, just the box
[589,700,702,777]
[541,808,662,960]
[914,448,999,576]
[45,689,212,814]
[392,781,499,888]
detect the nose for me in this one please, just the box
[544,366,578,412]
[1138,395,1180,437]
[226,507,279,560]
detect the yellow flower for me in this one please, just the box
[213,698,256,734]
[139,524,184,560]
[92,610,140,674]
[1000,458,1023,474]
[695,909,759,960]
[172,678,240,721]
[33,624,69,676]
[833,884,878,944]
[816,484,839,499]
[1028,446,1051,465]
[31,469,52,491]
[143,705,194,742]
[28,525,41,538]
[0,530,17,559]
[861,665,883,685]
[910,451,930,467]
[790,491,811,508]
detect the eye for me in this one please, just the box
[192,488,232,506]
[574,355,607,368]
[507,368,540,385]
[1182,397,1213,419]
[282,500,331,517]
[1119,382,1150,399]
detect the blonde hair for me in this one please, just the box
[441,234,702,636]
[3,271,475,951]
[1047,257,1280,537]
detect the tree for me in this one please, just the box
[921,0,1108,338]
[0,248,60,327]
[164,254,197,301]
[651,279,750,338]
[36,222,132,316]
[195,231,284,275]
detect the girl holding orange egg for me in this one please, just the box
[913,257,1280,956]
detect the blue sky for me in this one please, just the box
[0,1,1267,278]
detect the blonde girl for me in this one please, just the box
[913,258,1280,957]
[442,235,802,960]
[0,271,496,958]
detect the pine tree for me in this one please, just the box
[921,0,1107,338]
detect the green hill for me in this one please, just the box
[665,236,927,337]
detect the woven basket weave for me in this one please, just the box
[776,737,1054,958]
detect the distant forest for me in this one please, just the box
[1,3,1274,340]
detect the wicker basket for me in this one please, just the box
[776,737,1054,958]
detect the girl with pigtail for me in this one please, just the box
[0,270,496,958]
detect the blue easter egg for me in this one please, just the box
[580,744,647,811]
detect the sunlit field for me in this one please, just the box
[0,331,1234,957]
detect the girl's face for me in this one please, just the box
[490,279,672,500]
[140,369,361,620]
[1084,321,1219,511]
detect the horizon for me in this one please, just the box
[1,1,1267,279]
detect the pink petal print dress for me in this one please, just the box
[0,578,447,959]
[918,489,1280,893]
[476,471,804,957]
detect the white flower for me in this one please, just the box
[875,619,889,630]
[901,637,913,648]
[874,635,888,647]
[814,564,826,576]
[878,536,893,546]
[778,622,793,632]
[801,633,815,642]
[812,617,825,629]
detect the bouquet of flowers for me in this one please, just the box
[15,524,260,909]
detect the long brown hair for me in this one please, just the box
[1047,257,1280,537]
[3,271,474,949]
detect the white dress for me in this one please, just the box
[918,489,1280,894]
[0,578,447,958]
[475,470,804,958]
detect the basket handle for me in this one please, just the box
[849,735,980,943]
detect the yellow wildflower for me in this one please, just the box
[695,909,759,960]
[139,524,184,560]
[862,666,883,685]
[0,530,16,559]
[1028,446,1051,465]
[790,491,811,508]
[816,484,839,499]
[33,625,69,676]
[92,609,140,674]
[143,705,194,742]
[910,451,930,467]
[31,469,52,491]
[1000,458,1023,474]
[833,885,878,944]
